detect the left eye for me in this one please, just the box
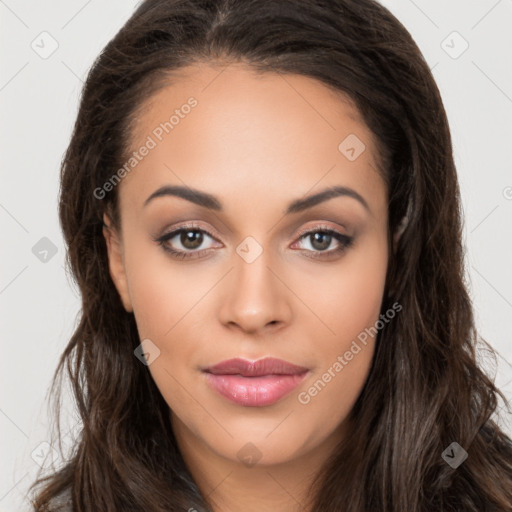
[294,230,349,252]
[294,231,336,251]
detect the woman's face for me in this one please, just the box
[104,62,389,468]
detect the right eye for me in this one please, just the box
[154,225,221,259]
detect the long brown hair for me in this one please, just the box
[29,0,512,510]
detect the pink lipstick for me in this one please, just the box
[203,357,309,407]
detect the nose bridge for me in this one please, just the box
[218,235,292,333]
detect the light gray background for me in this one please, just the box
[1,0,511,510]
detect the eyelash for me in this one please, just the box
[153,223,354,260]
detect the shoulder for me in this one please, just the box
[46,486,72,512]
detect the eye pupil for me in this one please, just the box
[181,230,203,249]
[310,232,331,251]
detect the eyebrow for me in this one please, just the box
[143,184,370,215]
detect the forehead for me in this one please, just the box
[120,62,386,215]
[131,62,368,147]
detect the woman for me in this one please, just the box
[29,0,512,510]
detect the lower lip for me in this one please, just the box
[204,372,308,407]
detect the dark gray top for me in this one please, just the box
[46,487,72,511]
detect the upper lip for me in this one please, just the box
[203,357,309,377]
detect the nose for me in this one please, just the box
[218,247,293,336]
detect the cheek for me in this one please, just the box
[291,235,387,419]
[291,232,388,346]
[125,237,210,339]
[296,342,374,440]
[125,251,210,425]
[124,239,227,394]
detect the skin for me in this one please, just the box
[104,62,392,512]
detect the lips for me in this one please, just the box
[204,357,309,377]
[202,357,309,407]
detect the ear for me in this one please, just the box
[392,213,409,254]
[102,212,133,312]
[392,229,402,255]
